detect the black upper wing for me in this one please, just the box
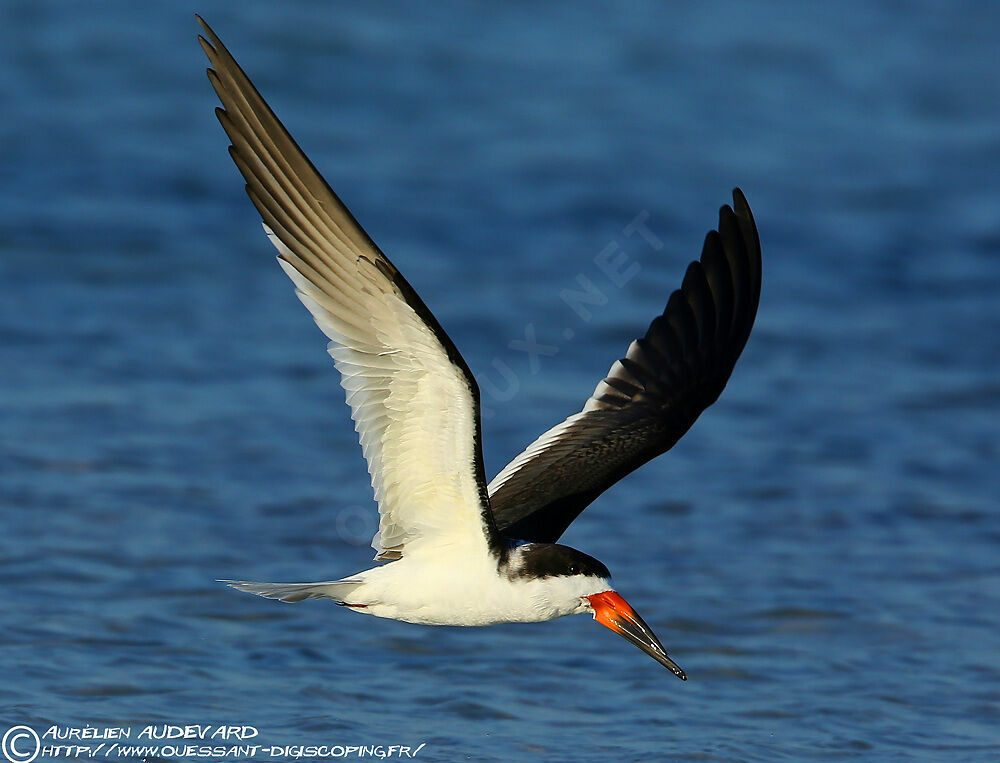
[488,190,761,543]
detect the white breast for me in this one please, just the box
[342,548,597,627]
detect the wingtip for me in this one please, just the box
[196,15,227,58]
[729,188,761,272]
[730,187,754,225]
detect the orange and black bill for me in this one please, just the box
[587,591,686,680]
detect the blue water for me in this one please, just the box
[2,1,999,760]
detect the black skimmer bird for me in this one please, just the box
[198,17,761,680]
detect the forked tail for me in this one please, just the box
[220,579,363,604]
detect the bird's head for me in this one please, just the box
[511,543,686,680]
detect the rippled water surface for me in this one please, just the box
[3,2,999,760]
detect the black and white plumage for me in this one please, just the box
[198,16,761,680]
[489,193,761,543]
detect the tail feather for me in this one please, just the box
[220,578,363,604]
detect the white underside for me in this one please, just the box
[354,546,606,625]
[231,541,606,627]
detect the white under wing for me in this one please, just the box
[271,233,486,558]
[199,20,493,561]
